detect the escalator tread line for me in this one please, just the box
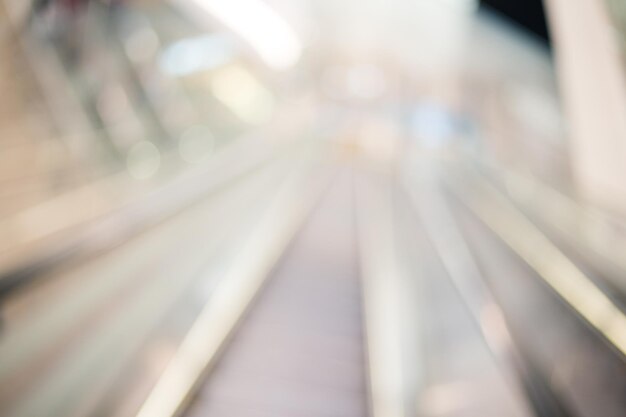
[134,166,333,417]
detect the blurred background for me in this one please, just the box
[1,0,626,416]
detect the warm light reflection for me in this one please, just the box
[210,66,275,124]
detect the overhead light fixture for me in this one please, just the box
[188,0,302,69]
